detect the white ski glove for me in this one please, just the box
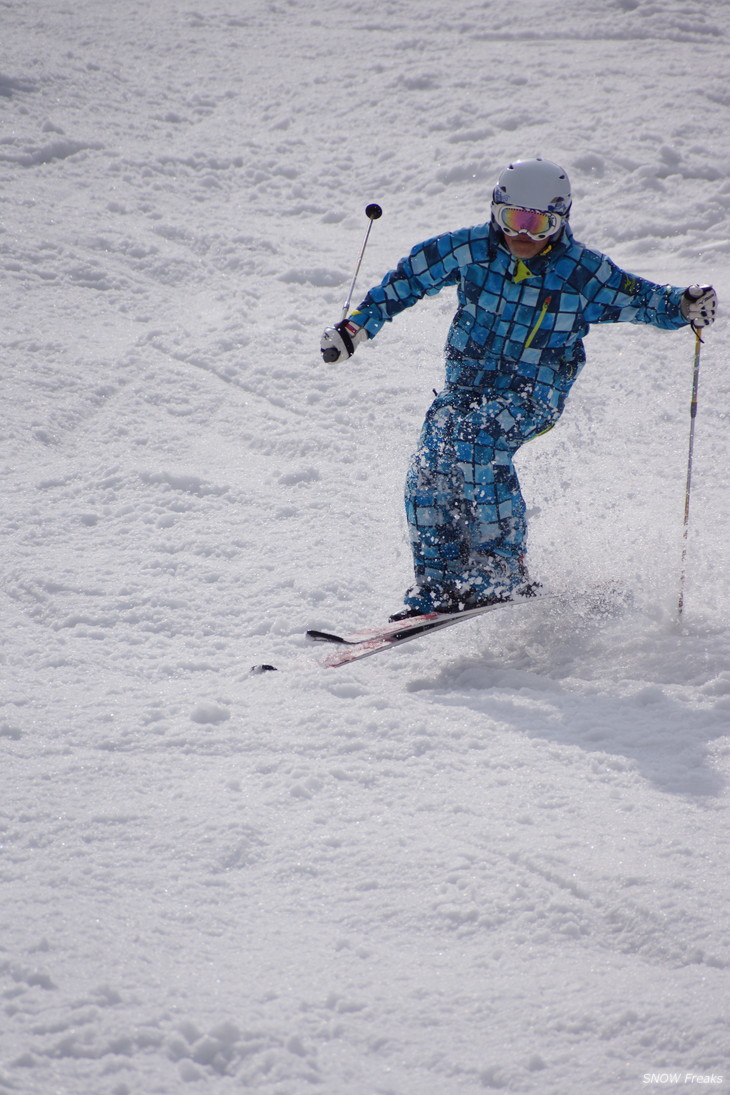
[680,284,717,328]
[320,319,368,363]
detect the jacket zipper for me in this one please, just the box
[524,295,552,350]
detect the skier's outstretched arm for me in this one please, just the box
[320,230,463,363]
[584,255,717,332]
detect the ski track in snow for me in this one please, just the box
[1,1,730,1093]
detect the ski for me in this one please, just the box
[306,595,548,667]
[249,582,629,673]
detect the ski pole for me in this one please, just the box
[339,203,382,322]
[677,327,703,621]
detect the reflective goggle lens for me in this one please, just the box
[497,206,561,240]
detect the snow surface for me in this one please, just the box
[2,1,730,1093]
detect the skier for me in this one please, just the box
[320,158,717,620]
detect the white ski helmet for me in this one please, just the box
[492,158,571,218]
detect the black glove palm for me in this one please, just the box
[320,320,367,363]
[680,285,717,329]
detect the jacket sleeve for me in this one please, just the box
[577,250,688,331]
[349,231,464,338]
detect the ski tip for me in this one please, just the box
[250,664,278,674]
[306,629,347,644]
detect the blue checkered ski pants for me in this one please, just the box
[404,385,559,602]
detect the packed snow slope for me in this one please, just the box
[2,1,730,1093]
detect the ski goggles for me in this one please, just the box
[494,204,563,241]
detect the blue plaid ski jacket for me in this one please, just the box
[352,222,688,415]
